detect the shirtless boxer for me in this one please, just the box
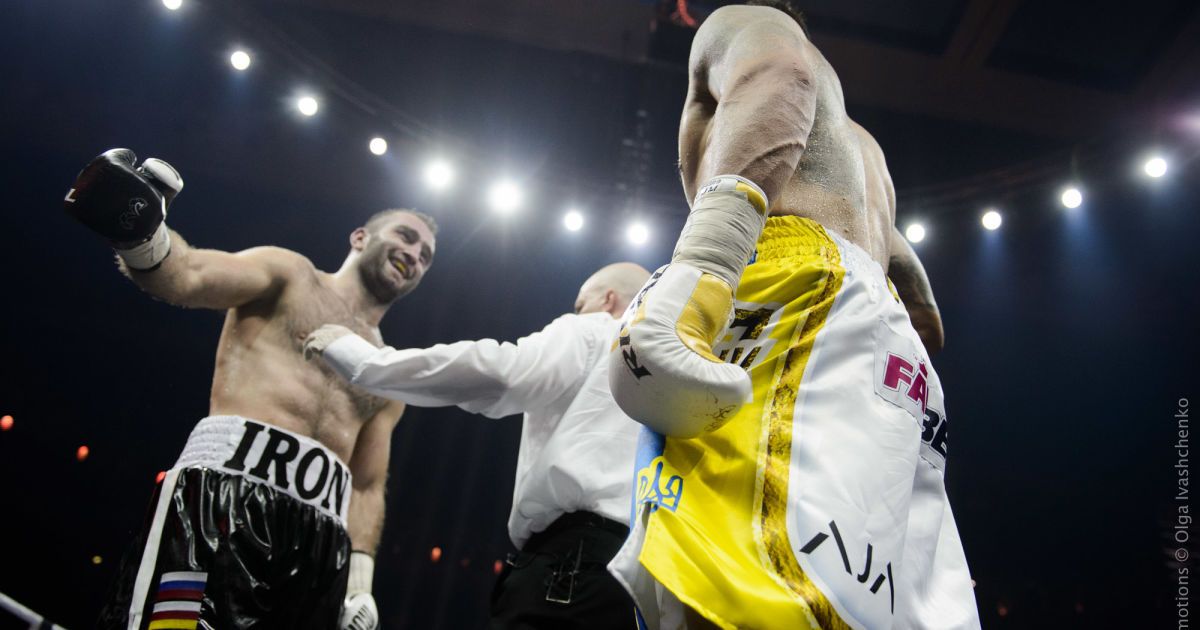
[64,149,435,629]
[607,2,978,628]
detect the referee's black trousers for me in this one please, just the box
[489,511,637,630]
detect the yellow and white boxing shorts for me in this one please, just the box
[609,217,979,629]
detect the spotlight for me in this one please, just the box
[92,555,103,565]
[423,160,454,191]
[296,96,319,117]
[627,221,649,245]
[1060,187,1083,209]
[981,210,1002,231]
[229,50,251,71]
[368,137,388,156]
[487,180,523,214]
[162,0,182,10]
[430,547,442,563]
[563,210,584,232]
[1143,156,1168,178]
[0,415,12,431]
[905,223,926,243]
[76,445,90,462]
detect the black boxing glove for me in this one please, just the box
[64,149,183,271]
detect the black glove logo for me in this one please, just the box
[120,198,148,231]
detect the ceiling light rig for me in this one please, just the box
[153,4,1193,249]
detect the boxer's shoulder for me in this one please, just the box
[696,4,807,48]
[218,248,320,319]
[241,247,322,307]
[238,246,317,280]
[703,4,801,28]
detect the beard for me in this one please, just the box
[356,241,417,305]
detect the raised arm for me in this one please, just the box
[888,226,945,354]
[123,237,308,310]
[65,149,308,310]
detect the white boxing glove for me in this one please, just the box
[304,324,355,361]
[609,175,768,438]
[340,551,380,630]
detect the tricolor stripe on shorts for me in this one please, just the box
[146,571,206,629]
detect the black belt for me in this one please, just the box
[515,512,630,605]
[525,511,629,553]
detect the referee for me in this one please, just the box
[305,262,651,629]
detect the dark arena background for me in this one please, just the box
[1,0,1198,628]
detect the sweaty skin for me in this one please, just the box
[679,5,943,352]
[207,258,391,456]
[121,211,436,553]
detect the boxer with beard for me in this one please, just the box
[65,149,436,630]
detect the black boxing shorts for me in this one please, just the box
[98,416,352,629]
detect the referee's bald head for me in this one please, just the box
[575,263,651,318]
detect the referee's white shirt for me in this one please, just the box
[321,312,639,548]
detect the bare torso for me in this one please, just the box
[210,265,392,464]
[679,11,896,270]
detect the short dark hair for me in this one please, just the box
[744,0,809,37]
[364,208,438,235]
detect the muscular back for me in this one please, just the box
[679,5,896,269]
[209,259,392,464]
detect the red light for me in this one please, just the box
[997,604,1009,618]
[676,0,697,27]
[0,415,12,431]
[76,445,90,461]
[430,546,442,563]
[155,470,167,483]
[493,559,503,575]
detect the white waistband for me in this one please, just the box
[174,416,352,526]
[827,229,888,283]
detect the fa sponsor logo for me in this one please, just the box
[873,322,949,465]
[881,352,930,417]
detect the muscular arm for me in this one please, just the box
[346,400,404,555]
[119,229,308,309]
[689,6,817,204]
[889,227,944,354]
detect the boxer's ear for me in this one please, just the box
[349,227,369,252]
